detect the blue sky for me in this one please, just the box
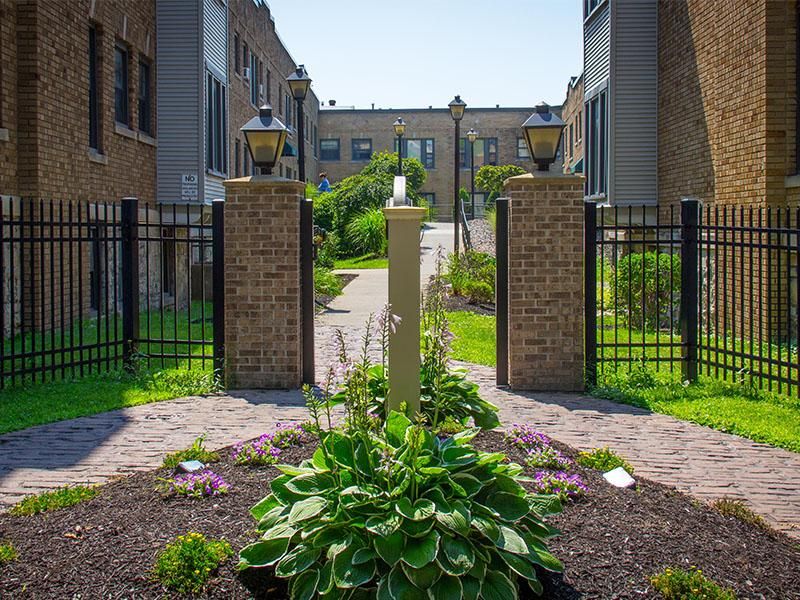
[267,0,583,110]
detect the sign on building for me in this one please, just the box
[181,174,199,202]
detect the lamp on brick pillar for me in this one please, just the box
[521,102,565,172]
[241,104,288,176]
[448,95,466,252]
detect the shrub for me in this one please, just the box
[474,164,527,206]
[314,267,343,297]
[239,411,564,599]
[576,447,634,474]
[0,541,18,564]
[315,230,338,269]
[162,470,231,498]
[10,484,100,516]
[531,472,588,502]
[346,208,387,256]
[162,435,219,469]
[650,566,736,600]
[232,423,309,466]
[153,532,233,595]
[446,251,496,303]
[711,498,770,531]
[611,251,681,331]
[463,280,494,304]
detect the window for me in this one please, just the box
[242,42,249,78]
[234,138,241,177]
[285,93,292,127]
[576,111,583,141]
[569,123,574,150]
[138,59,152,135]
[320,139,340,161]
[396,138,435,169]
[278,84,283,113]
[460,137,497,169]
[313,125,318,157]
[351,138,372,161]
[266,69,271,103]
[244,141,250,175]
[250,54,258,105]
[585,91,607,197]
[258,60,264,101]
[234,32,240,74]
[206,72,227,174]
[88,25,101,150]
[516,137,529,159]
[114,44,129,125]
[585,0,603,18]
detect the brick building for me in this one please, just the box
[562,75,584,175]
[318,105,561,220]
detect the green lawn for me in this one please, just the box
[445,311,800,453]
[333,254,388,270]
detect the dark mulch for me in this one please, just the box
[315,273,357,313]
[444,293,495,316]
[1,432,798,599]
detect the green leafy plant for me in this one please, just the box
[239,410,563,599]
[611,251,681,331]
[710,498,770,531]
[9,484,100,516]
[162,435,219,469]
[0,541,18,564]
[650,566,736,600]
[576,447,634,474]
[153,532,233,595]
[474,164,527,206]
[315,266,344,297]
[446,251,496,304]
[346,208,387,256]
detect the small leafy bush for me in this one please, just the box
[650,566,736,600]
[346,208,387,256]
[525,446,573,470]
[162,470,230,498]
[434,415,467,436]
[10,484,100,516]
[711,498,770,531]
[233,424,309,466]
[463,280,494,304]
[239,411,564,598]
[576,447,634,474]
[474,164,527,205]
[0,541,18,564]
[611,251,681,331]
[446,250,496,304]
[314,266,343,297]
[531,472,588,502]
[153,532,233,595]
[162,435,219,469]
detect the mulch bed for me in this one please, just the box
[445,293,495,316]
[1,432,799,599]
[315,273,357,313]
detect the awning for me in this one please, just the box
[570,157,583,174]
[282,141,298,157]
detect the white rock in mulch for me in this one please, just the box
[176,460,205,473]
[603,466,636,488]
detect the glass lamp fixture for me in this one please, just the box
[521,102,565,171]
[393,117,406,137]
[466,128,478,144]
[286,64,312,101]
[241,104,289,175]
[448,95,466,121]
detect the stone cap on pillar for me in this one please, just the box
[382,206,428,221]
[504,171,585,193]
[223,174,305,192]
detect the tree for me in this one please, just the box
[474,164,527,206]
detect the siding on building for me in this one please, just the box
[584,3,611,96]
[202,0,228,202]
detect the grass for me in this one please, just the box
[710,498,771,531]
[9,484,101,516]
[650,566,736,600]
[0,367,218,435]
[162,435,220,469]
[446,311,496,367]
[445,311,800,452]
[333,254,388,270]
[0,541,18,564]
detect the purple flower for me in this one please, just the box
[169,470,230,498]
[506,424,551,452]
[532,471,588,502]
[232,423,308,465]
[526,446,573,470]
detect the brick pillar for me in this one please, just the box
[504,173,585,391]
[223,176,303,389]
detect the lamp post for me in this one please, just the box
[241,104,289,175]
[466,128,478,220]
[448,95,466,253]
[393,117,406,176]
[521,101,565,172]
[286,65,312,182]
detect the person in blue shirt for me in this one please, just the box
[318,172,332,193]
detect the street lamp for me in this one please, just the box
[393,117,406,176]
[448,95,466,253]
[286,65,312,182]
[521,102,565,172]
[241,104,289,175]
[466,128,478,220]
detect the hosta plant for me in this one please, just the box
[239,410,563,599]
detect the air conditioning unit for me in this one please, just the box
[242,67,250,80]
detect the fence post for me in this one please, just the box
[584,200,598,388]
[301,198,315,385]
[121,197,139,372]
[495,197,509,386]
[212,199,226,378]
[681,197,700,383]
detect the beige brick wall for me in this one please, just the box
[504,173,585,391]
[561,75,584,175]
[318,107,556,220]
[223,176,302,389]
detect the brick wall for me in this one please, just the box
[561,75,584,174]
[223,176,302,389]
[504,173,585,391]
[318,107,553,221]
[0,0,17,197]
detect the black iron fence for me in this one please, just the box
[585,199,800,397]
[0,197,224,389]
